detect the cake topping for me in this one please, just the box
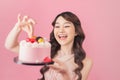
[36,36,42,41]
[31,36,37,39]
[38,38,44,43]
[43,57,52,62]
[36,36,44,43]
[22,36,51,48]
[26,36,45,43]
[26,37,36,43]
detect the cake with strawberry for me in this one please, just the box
[19,36,52,63]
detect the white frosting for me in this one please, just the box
[19,40,51,63]
[20,40,51,48]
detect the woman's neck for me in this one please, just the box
[60,43,73,55]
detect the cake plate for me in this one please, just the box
[14,57,54,80]
[14,57,54,66]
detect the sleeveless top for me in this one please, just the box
[44,54,78,80]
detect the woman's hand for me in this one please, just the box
[49,59,72,80]
[15,14,36,38]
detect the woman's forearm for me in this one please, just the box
[5,25,21,53]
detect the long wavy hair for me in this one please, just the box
[40,11,86,80]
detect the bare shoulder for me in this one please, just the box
[83,56,93,66]
[81,56,93,80]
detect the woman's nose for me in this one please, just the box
[59,27,64,33]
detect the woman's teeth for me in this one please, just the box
[58,35,67,40]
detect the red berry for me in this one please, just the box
[26,38,31,42]
[43,57,52,62]
[30,38,35,43]
[26,37,36,43]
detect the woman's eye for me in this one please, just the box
[54,26,60,28]
[64,26,70,28]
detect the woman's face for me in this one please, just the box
[54,16,76,46]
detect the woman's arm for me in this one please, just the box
[5,24,21,53]
[5,14,35,53]
[81,57,93,80]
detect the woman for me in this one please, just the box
[5,11,93,80]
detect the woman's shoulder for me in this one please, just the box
[83,56,93,63]
[83,56,93,67]
[81,56,93,80]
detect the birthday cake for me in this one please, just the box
[19,36,52,63]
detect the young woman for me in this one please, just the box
[5,11,93,80]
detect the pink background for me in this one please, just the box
[0,0,120,80]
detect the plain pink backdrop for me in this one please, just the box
[0,0,120,80]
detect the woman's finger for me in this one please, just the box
[52,59,63,66]
[17,14,22,23]
[28,18,36,25]
[49,65,64,72]
[27,24,34,38]
[22,16,28,23]
[49,65,60,70]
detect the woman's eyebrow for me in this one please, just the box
[64,21,72,24]
[55,21,72,25]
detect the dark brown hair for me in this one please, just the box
[40,11,86,80]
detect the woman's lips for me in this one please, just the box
[58,34,67,40]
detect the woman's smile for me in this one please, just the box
[54,16,76,46]
[58,34,68,40]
